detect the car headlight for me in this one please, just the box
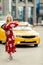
[35,34,40,37]
[35,35,38,37]
[34,33,40,37]
[37,41,39,43]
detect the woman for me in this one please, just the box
[2,15,18,60]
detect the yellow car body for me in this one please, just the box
[0,22,40,47]
[13,24,40,47]
[0,28,6,43]
[14,31,40,45]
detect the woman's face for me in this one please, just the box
[7,17,12,23]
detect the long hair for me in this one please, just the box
[6,14,13,23]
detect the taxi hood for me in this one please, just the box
[13,30,39,36]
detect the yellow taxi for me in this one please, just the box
[0,22,40,47]
[0,28,6,43]
[13,25,40,47]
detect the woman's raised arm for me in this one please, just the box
[7,21,18,29]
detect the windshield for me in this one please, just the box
[13,26,32,31]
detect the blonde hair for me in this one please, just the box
[6,14,13,23]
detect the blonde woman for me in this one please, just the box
[2,15,18,60]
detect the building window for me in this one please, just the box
[12,0,16,3]
[40,3,43,16]
[40,3,43,9]
[19,0,25,2]
[18,6,25,21]
[28,7,33,24]
[28,0,32,2]
[36,0,40,15]
[11,6,16,20]
[42,17,43,20]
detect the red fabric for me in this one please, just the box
[7,21,18,29]
[2,22,18,54]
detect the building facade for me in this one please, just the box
[0,0,9,20]
[39,0,43,22]
[11,0,36,24]
[0,0,36,25]
[37,0,43,24]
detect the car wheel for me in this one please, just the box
[2,42,5,45]
[0,41,5,45]
[34,44,38,47]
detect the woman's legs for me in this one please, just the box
[9,53,13,60]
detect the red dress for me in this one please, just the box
[2,21,18,54]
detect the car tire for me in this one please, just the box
[0,41,2,44]
[0,41,5,44]
[34,44,38,47]
[0,41,5,45]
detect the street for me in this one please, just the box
[0,26,43,65]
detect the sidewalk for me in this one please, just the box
[33,23,43,27]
